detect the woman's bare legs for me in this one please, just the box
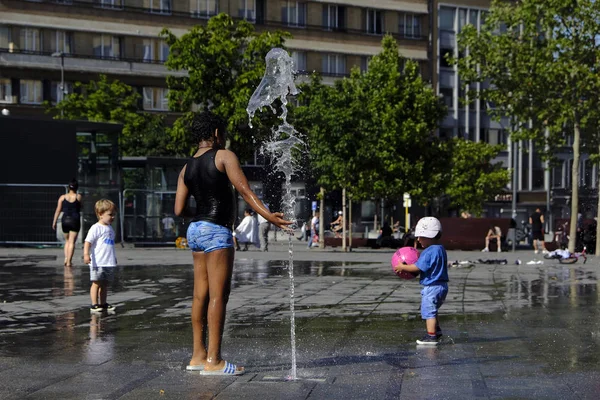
[189,251,209,367]
[63,233,69,266]
[65,231,78,267]
[202,247,243,373]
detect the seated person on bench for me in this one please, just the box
[482,225,502,253]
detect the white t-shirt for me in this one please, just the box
[85,222,117,267]
[162,216,175,230]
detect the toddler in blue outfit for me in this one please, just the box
[393,217,448,345]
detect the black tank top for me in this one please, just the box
[62,198,81,218]
[184,149,234,228]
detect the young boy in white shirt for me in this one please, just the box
[84,199,118,313]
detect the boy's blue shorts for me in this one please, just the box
[90,266,115,282]
[187,220,234,253]
[420,283,448,319]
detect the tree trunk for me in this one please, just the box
[319,187,325,249]
[568,118,581,253]
[342,187,347,252]
[596,140,600,256]
[349,198,353,251]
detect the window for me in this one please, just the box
[399,13,421,38]
[360,56,370,72]
[20,28,40,52]
[458,9,468,32]
[19,80,42,104]
[50,81,72,104]
[0,79,12,103]
[281,1,306,27]
[366,9,383,34]
[469,10,479,28]
[291,51,306,71]
[146,0,171,14]
[0,25,10,49]
[54,31,73,54]
[93,35,120,59]
[323,5,345,30]
[143,39,169,63]
[583,159,594,187]
[322,53,346,75]
[191,0,218,18]
[239,0,256,21]
[552,162,564,188]
[440,47,453,68]
[439,87,453,109]
[143,87,169,110]
[96,0,123,8]
[439,7,455,31]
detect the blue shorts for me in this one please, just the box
[420,283,448,319]
[187,220,234,253]
[90,266,115,282]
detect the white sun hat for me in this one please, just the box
[415,217,442,238]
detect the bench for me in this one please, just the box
[437,218,514,251]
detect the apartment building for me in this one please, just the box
[0,0,431,119]
[432,0,598,222]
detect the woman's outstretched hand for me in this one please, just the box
[271,212,294,233]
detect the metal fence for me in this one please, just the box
[120,189,188,245]
[0,183,69,245]
[0,183,123,246]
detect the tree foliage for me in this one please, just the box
[161,13,291,159]
[445,139,510,216]
[48,75,170,157]
[295,36,449,205]
[456,0,600,251]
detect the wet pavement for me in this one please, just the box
[1,243,599,399]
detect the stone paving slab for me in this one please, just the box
[0,245,599,399]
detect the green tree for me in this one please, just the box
[445,139,510,216]
[295,36,448,211]
[456,0,600,252]
[161,13,290,160]
[48,75,170,157]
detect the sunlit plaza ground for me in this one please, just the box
[1,243,599,399]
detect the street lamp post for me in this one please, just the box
[51,52,65,116]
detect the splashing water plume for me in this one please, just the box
[247,48,304,381]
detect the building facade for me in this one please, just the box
[0,0,430,116]
[432,0,599,225]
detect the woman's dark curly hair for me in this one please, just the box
[68,179,78,191]
[190,111,227,145]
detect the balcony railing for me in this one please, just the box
[0,47,187,77]
[8,0,430,42]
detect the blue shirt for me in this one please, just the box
[415,244,449,286]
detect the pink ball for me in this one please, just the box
[391,247,420,280]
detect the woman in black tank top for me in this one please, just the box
[52,179,83,267]
[174,111,292,376]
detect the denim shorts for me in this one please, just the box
[187,220,234,253]
[90,266,115,282]
[420,283,448,319]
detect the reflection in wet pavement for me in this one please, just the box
[1,255,600,398]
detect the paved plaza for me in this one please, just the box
[1,242,599,399]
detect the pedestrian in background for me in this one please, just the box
[257,203,271,252]
[52,179,83,268]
